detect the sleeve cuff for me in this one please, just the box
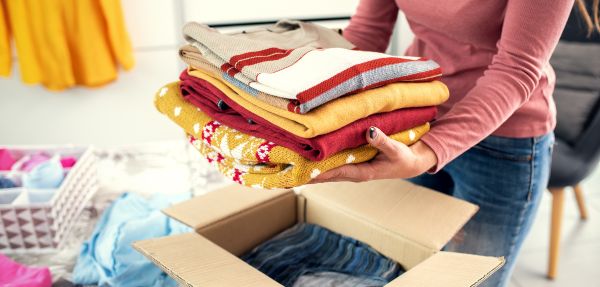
[419,132,449,174]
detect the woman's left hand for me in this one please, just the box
[310,127,438,183]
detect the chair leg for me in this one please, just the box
[573,184,589,220]
[548,187,565,280]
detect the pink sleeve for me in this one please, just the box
[420,0,573,172]
[343,0,399,52]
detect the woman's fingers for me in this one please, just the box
[366,126,408,160]
[312,162,375,183]
[310,126,424,184]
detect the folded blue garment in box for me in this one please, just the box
[242,223,404,287]
[73,192,191,287]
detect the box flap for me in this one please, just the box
[162,184,291,229]
[301,179,478,251]
[198,190,297,256]
[387,251,504,287]
[133,233,282,287]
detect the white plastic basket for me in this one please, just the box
[0,146,98,252]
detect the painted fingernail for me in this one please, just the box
[369,127,377,139]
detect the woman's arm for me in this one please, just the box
[343,0,399,52]
[314,0,573,182]
[420,0,573,172]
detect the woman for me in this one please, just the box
[313,0,599,286]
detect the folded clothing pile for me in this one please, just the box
[241,223,404,287]
[155,20,449,189]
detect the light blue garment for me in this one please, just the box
[73,192,191,287]
[21,156,64,189]
[409,133,554,287]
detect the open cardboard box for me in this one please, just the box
[133,179,504,286]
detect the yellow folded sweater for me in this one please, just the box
[155,82,429,188]
[187,67,447,138]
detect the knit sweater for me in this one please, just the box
[180,45,296,113]
[155,82,429,189]
[186,66,447,138]
[1,0,134,90]
[180,70,437,161]
[183,21,442,113]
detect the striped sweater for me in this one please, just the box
[182,21,442,113]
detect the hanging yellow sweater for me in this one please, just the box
[0,2,10,76]
[187,66,447,138]
[155,81,429,189]
[0,0,134,90]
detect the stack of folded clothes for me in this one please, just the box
[155,20,450,189]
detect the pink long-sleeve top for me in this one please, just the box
[344,0,574,171]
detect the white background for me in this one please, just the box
[0,0,414,146]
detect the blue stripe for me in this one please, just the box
[222,72,260,96]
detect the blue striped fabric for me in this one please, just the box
[241,223,404,286]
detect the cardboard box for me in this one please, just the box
[0,146,98,252]
[133,179,504,286]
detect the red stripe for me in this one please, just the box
[287,101,297,113]
[234,49,293,70]
[229,47,288,66]
[220,63,231,72]
[220,63,239,77]
[296,57,439,103]
[227,67,237,77]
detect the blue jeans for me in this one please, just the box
[409,133,554,287]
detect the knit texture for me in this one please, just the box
[186,66,447,138]
[180,45,295,113]
[180,70,437,161]
[155,82,429,189]
[241,223,403,286]
[182,21,442,113]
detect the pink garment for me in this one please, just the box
[19,153,51,172]
[60,157,77,168]
[0,253,52,287]
[343,0,573,170]
[0,149,16,171]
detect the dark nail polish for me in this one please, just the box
[369,127,377,139]
[217,99,229,111]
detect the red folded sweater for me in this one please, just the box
[179,70,437,161]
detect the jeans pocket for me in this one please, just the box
[471,143,533,162]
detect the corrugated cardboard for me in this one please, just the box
[301,180,480,269]
[133,179,504,286]
[134,233,281,286]
[162,186,296,256]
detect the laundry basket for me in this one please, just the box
[0,146,98,252]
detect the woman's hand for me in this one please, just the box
[311,127,438,183]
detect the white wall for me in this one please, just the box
[0,1,413,146]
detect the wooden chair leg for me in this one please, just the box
[548,187,565,280]
[573,184,589,220]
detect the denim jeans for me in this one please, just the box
[409,133,554,287]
